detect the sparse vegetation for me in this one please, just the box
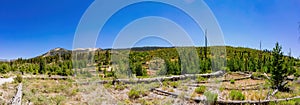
[195,86,206,94]
[114,83,126,90]
[229,90,245,100]
[14,74,22,83]
[170,81,179,88]
[219,86,225,92]
[128,88,140,99]
[0,43,298,104]
[252,72,264,79]
[197,76,207,82]
[204,91,218,103]
[230,79,235,84]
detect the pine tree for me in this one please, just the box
[270,42,288,91]
[39,58,46,74]
[135,63,143,76]
[0,63,10,74]
[105,50,110,65]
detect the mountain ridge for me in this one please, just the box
[2,45,289,62]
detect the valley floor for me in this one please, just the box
[1,72,300,105]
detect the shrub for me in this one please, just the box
[270,98,300,105]
[51,95,66,105]
[168,88,174,92]
[104,83,112,89]
[182,86,188,91]
[162,86,167,91]
[197,76,207,83]
[191,92,197,98]
[140,89,149,97]
[294,69,300,77]
[31,88,37,94]
[139,98,153,105]
[170,81,179,88]
[115,83,126,90]
[252,72,263,78]
[204,91,218,103]
[162,80,169,87]
[150,82,160,88]
[14,74,22,83]
[128,88,140,99]
[195,86,206,94]
[229,90,245,100]
[105,72,114,77]
[230,79,235,84]
[3,75,9,78]
[70,89,79,96]
[219,86,225,92]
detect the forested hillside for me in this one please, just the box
[0,44,299,78]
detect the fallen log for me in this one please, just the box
[151,88,300,104]
[10,83,22,105]
[188,83,266,90]
[76,70,226,85]
[217,96,300,104]
[263,73,270,80]
[196,74,252,84]
[23,76,68,80]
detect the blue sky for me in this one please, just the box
[1,0,300,59]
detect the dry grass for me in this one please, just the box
[22,79,81,105]
[3,72,300,104]
[0,82,18,104]
[222,79,265,88]
[224,73,247,80]
[274,81,300,99]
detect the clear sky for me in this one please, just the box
[1,0,300,59]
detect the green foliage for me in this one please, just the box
[230,79,235,84]
[39,58,46,74]
[197,76,207,83]
[252,72,264,79]
[104,50,111,65]
[204,91,218,103]
[165,59,181,75]
[51,95,66,105]
[219,86,225,92]
[2,45,299,78]
[162,80,169,87]
[295,69,300,77]
[0,63,10,74]
[131,63,147,76]
[104,83,112,89]
[114,83,126,90]
[78,70,92,78]
[105,71,115,77]
[195,86,206,94]
[14,74,23,83]
[270,98,300,105]
[128,88,140,99]
[139,98,154,105]
[135,63,143,76]
[170,81,179,88]
[229,90,245,100]
[270,42,289,91]
[287,58,296,75]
